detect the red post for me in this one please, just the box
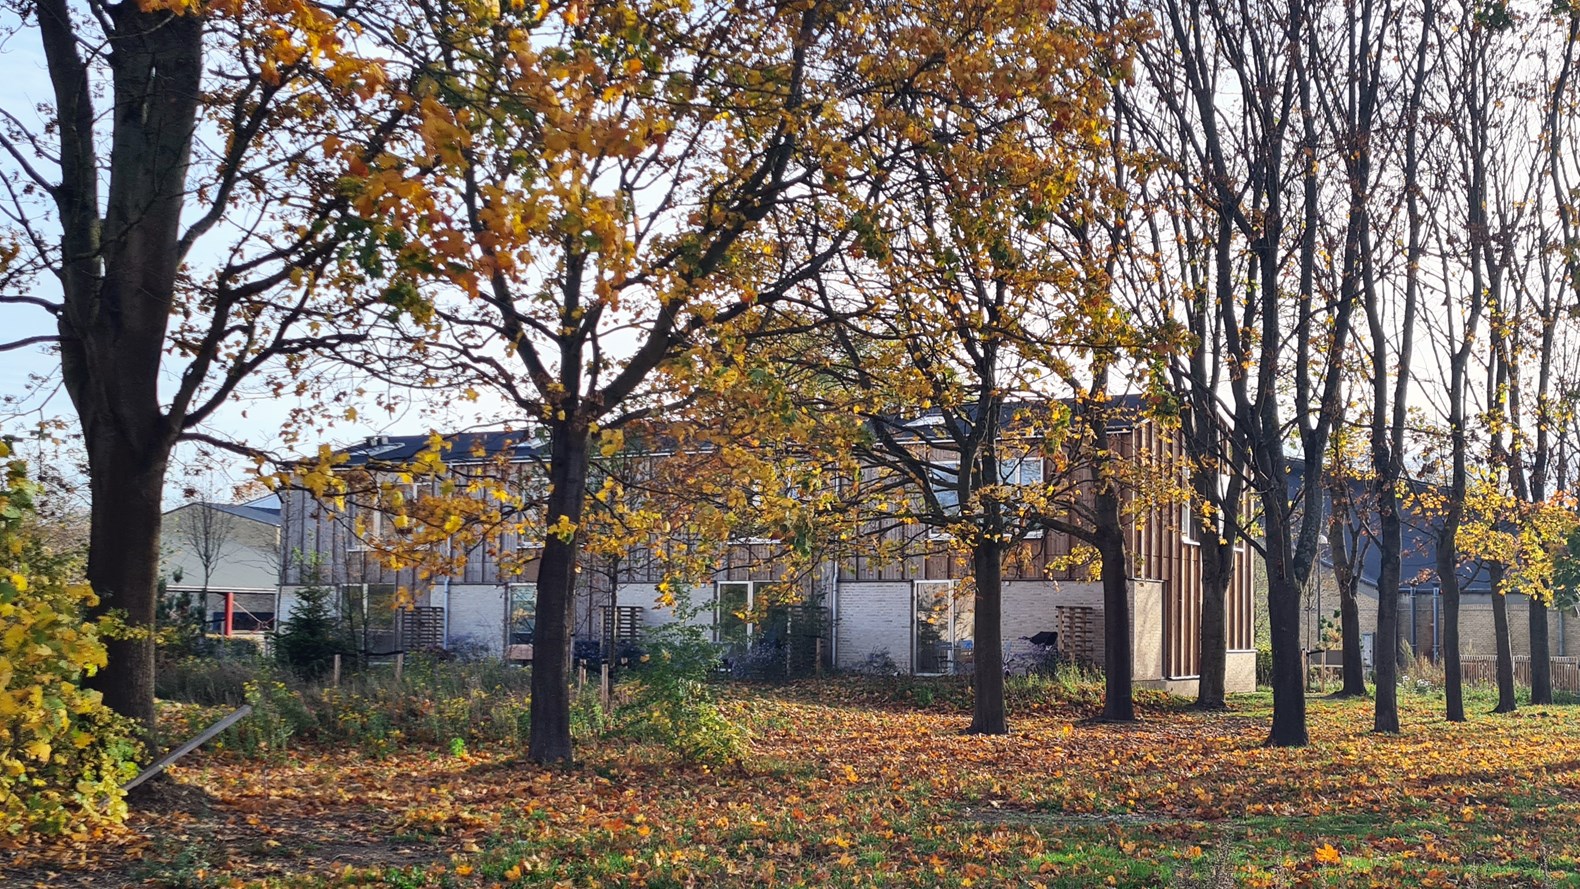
[223,592,235,636]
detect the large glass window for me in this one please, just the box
[927,462,961,513]
[507,583,537,647]
[339,583,398,653]
[913,580,972,675]
[715,581,754,647]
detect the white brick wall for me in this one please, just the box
[1130,580,1164,682]
[1225,650,1256,693]
[618,583,701,629]
[1001,580,1103,643]
[444,584,507,654]
[835,582,915,672]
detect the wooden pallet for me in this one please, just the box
[1056,605,1099,666]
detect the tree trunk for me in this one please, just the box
[1490,564,1517,713]
[1328,511,1367,698]
[527,418,591,764]
[1265,569,1309,746]
[1097,486,1133,723]
[1439,543,1465,723]
[1338,570,1366,698]
[1530,596,1553,705]
[968,540,1006,735]
[43,4,204,736]
[1372,505,1402,732]
[81,438,168,737]
[1194,539,1230,710]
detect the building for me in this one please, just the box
[161,498,282,635]
[276,416,1259,693]
[1297,466,1580,666]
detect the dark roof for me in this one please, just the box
[874,394,1150,441]
[1285,461,1491,592]
[169,501,283,527]
[333,431,547,467]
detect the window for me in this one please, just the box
[348,482,419,551]
[914,580,973,675]
[927,462,961,513]
[1002,456,1045,540]
[1182,470,1232,547]
[507,583,537,646]
[338,583,398,654]
[715,581,757,646]
[1001,456,1044,486]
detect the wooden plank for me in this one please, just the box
[124,705,253,792]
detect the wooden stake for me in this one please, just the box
[124,705,252,791]
[332,653,341,688]
[395,652,404,683]
[600,662,611,710]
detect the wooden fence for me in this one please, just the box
[1458,656,1580,693]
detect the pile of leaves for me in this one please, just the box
[8,679,1580,886]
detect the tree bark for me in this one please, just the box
[968,540,1007,735]
[44,3,205,738]
[1194,537,1230,710]
[1265,568,1309,746]
[527,418,591,764]
[1530,597,1553,705]
[1440,561,1465,723]
[1490,564,1517,713]
[1096,483,1133,723]
[1328,511,1367,698]
[81,438,169,733]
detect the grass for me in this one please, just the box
[9,678,1580,887]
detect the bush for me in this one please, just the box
[618,589,748,765]
[0,450,140,835]
[1254,641,1274,688]
[155,655,258,706]
[273,568,350,682]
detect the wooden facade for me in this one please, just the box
[280,418,1257,680]
[830,417,1256,680]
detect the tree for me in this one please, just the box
[0,0,387,735]
[336,0,1113,762]
[1324,429,1372,699]
[171,499,240,606]
[274,558,349,682]
[784,7,1155,729]
[1142,0,1352,746]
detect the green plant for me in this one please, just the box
[155,577,208,659]
[235,676,313,758]
[1254,641,1274,688]
[273,557,350,682]
[449,736,468,757]
[618,587,748,765]
[0,449,141,835]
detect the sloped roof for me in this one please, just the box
[874,394,1150,441]
[332,431,548,467]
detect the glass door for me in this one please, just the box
[914,581,956,674]
[951,582,975,674]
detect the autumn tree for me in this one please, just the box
[335,0,1107,762]
[1141,0,1353,746]
[1324,426,1373,699]
[0,0,388,734]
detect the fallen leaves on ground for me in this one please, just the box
[6,682,1580,887]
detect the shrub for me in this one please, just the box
[273,566,350,682]
[155,654,260,707]
[619,589,747,765]
[1254,641,1274,688]
[0,449,140,835]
